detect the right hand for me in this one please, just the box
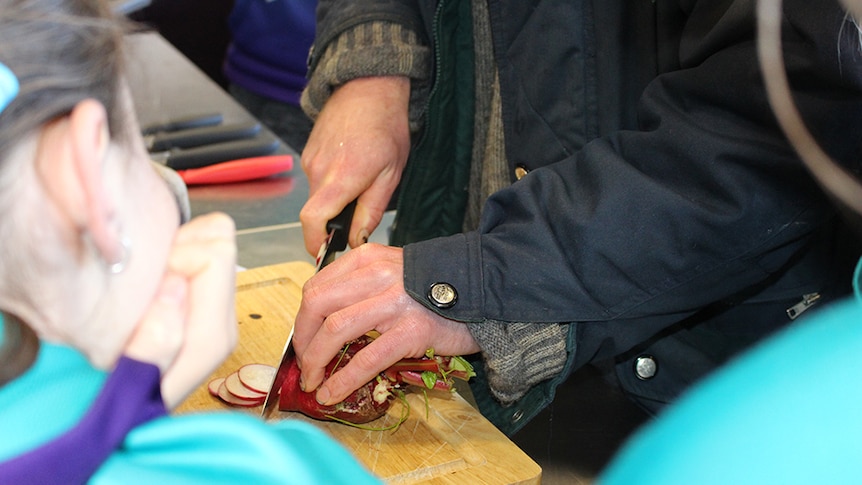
[299,76,411,255]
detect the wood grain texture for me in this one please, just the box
[175,262,541,484]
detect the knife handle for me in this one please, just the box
[141,112,223,135]
[177,155,293,185]
[147,122,261,152]
[164,137,280,171]
[326,199,357,253]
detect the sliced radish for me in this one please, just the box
[208,377,225,397]
[217,381,265,407]
[224,371,267,400]
[237,363,276,394]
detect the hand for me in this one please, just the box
[124,213,238,409]
[293,243,480,406]
[299,76,411,255]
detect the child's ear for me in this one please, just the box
[36,99,121,266]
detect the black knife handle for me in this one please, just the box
[148,122,261,152]
[165,137,280,170]
[141,112,223,135]
[326,199,357,253]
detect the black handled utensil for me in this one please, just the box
[151,136,280,171]
[141,112,223,135]
[145,122,261,152]
[260,200,358,418]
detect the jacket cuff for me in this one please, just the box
[466,320,569,404]
[404,233,570,404]
[300,21,431,132]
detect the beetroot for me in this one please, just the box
[278,335,394,424]
[277,335,475,425]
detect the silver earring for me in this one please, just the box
[108,236,132,274]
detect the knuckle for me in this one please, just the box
[321,310,352,336]
[300,280,324,306]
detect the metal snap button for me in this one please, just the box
[634,356,657,380]
[514,164,529,180]
[428,282,458,309]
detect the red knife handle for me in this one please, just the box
[177,155,294,185]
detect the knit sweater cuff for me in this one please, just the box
[300,21,431,132]
[467,321,569,404]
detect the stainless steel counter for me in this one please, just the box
[126,32,392,269]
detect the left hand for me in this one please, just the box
[293,243,480,406]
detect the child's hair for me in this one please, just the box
[0,0,130,155]
[0,313,38,386]
[0,0,132,385]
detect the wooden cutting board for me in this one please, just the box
[175,261,542,484]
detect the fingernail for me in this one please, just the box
[299,376,306,392]
[316,386,331,405]
[358,228,369,244]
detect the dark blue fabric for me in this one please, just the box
[318,0,862,432]
[224,0,317,105]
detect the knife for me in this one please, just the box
[177,154,293,185]
[151,136,280,171]
[260,200,358,418]
[144,122,261,152]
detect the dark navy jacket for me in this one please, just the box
[311,0,862,434]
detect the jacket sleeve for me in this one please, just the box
[301,0,431,128]
[403,0,862,413]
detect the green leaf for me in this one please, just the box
[449,356,476,379]
[421,371,437,389]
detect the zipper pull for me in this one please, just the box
[786,292,821,320]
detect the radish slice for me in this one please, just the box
[208,377,225,397]
[217,381,264,407]
[224,371,266,400]
[237,363,276,394]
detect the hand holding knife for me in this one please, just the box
[260,200,358,417]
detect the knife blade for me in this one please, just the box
[144,122,261,152]
[151,136,280,171]
[260,200,358,418]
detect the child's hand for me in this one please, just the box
[125,212,238,409]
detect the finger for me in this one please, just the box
[315,322,420,406]
[298,284,414,396]
[174,212,235,245]
[350,176,400,248]
[300,180,367,256]
[292,246,400,350]
[124,272,189,372]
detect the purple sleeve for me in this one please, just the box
[0,356,167,484]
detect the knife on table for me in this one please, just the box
[260,200,358,418]
[141,112,223,135]
[177,155,293,185]
[151,136,280,171]
[144,122,261,152]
